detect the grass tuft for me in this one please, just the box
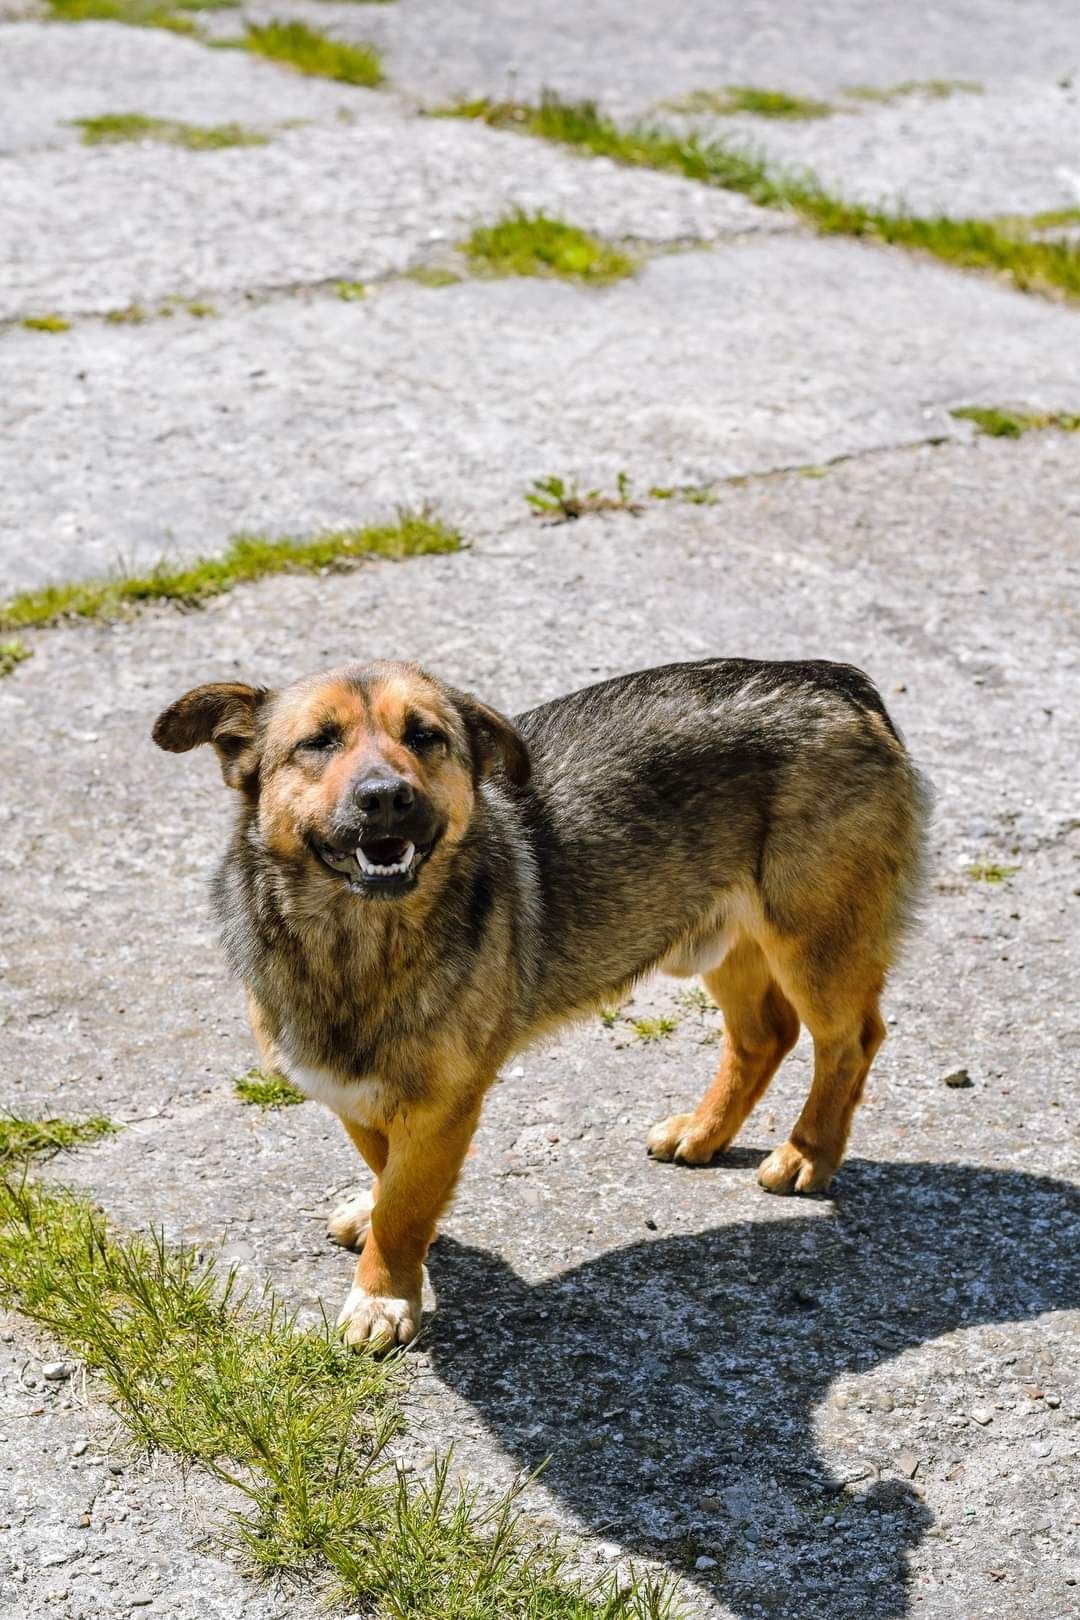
[74,113,268,150]
[967,862,1020,884]
[0,638,33,678]
[950,404,1080,438]
[527,472,642,521]
[663,86,832,120]
[336,279,368,301]
[0,1172,677,1617]
[405,266,464,288]
[0,511,461,633]
[464,211,636,285]
[46,0,234,29]
[234,1069,306,1110]
[443,94,1080,302]
[22,315,71,333]
[235,21,384,87]
[631,1017,678,1044]
[843,79,983,104]
[0,1115,116,1165]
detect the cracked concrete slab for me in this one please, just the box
[672,80,1080,217]
[0,25,783,323]
[6,239,1080,589]
[0,21,368,154]
[2,435,1078,1618]
[218,0,1080,113]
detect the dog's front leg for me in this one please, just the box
[337,1097,481,1350]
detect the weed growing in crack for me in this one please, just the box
[464,211,636,285]
[21,315,71,333]
[46,0,234,30]
[663,86,833,120]
[74,113,268,149]
[0,639,33,678]
[443,93,1080,301]
[843,79,983,104]
[967,862,1020,884]
[951,405,1080,438]
[0,511,462,632]
[527,472,642,521]
[631,1017,679,1044]
[232,22,384,87]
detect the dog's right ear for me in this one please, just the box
[152,682,271,792]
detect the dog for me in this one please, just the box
[153,657,929,1348]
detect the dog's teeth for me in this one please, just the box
[354,841,416,878]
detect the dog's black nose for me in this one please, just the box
[352,774,415,828]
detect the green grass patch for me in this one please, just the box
[0,511,461,633]
[967,862,1020,884]
[0,638,32,678]
[843,79,983,104]
[234,1069,305,1110]
[105,305,148,325]
[648,483,716,505]
[663,86,832,120]
[185,300,216,317]
[526,472,642,522]
[630,1016,678,1044]
[336,279,368,301]
[22,315,71,333]
[464,211,636,285]
[234,21,384,87]
[74,113,268,150]
[45,0,234,30]
[673,987,713,1014]
[0,1172,676,1616]
[405,266,464,288]
[0,1114,116,1165]
[950,405,1080,438]
[444,94,1080,302]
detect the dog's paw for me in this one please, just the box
[757,1140,835,1195]
[336,1284,420,1351]
[646,1112,723,1165]
[326,1187,375,1251]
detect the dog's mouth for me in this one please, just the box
[313,833,436,896]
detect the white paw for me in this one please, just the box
[336,1285,420,1350]
[326,1186,375,1250]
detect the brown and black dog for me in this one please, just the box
[153,657,929,1347]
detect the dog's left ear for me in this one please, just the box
[152,681,272,793]
[453,691,530,789]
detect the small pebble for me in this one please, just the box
[42,1362,71,1382]
[942,1068,974,1089]
[72,1439,89,1457]
[1044,1394,1061,1408]
[969,1406,994,1426]
[695,1555,718,1570]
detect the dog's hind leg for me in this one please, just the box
[647,938,799,1165]
[756,951,886,1195]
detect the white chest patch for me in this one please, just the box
[283,1060,385,1125]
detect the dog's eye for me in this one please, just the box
[297,728,340,755]
[404,721,445,754]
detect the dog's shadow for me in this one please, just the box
[426,1160,1078,1618]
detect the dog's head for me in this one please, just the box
[152,661,529,901]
